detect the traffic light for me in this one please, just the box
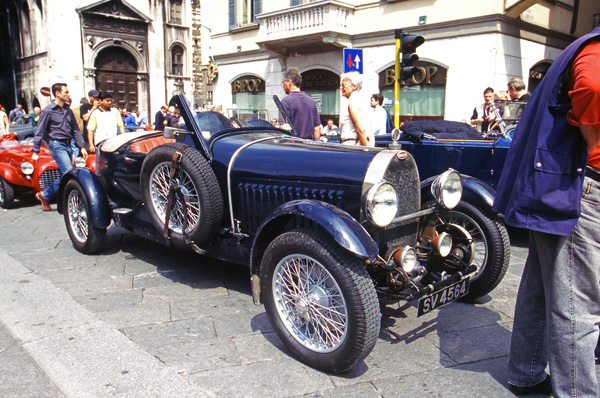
[398,31,424,81]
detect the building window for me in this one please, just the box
[229,0,261,29]
[171,45,184,76]
[169,0,183,25]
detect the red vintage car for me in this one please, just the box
[0,133,87,208]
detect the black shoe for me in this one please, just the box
[509,375,553,396]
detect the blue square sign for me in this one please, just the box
[343,48,363,74]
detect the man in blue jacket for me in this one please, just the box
[493,26,600,397]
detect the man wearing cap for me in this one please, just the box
[79,89,99,144]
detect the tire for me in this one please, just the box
[427,200,510,301]
[140,143,223,246]
[260,228,381,373]
[0,177,14,209]
[63,179,106,254]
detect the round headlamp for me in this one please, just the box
[393,246,417,273]
[431,232,452,257]
[365,182,398,227]
[431,169,462,209]
[74,156,86,168]
[21,162,34,175]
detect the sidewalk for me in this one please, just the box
[0,203,549,397]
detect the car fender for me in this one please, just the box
[57,168,111,228]
[420,174,495,209]
[250,199,378,273]
[0,163,29,186]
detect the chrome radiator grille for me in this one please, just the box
[39,169,61,192]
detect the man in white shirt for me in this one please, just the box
[87,92,126,153]
[370,93,388,136]
[321,119,338,135]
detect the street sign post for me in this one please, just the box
[343,48,363,74]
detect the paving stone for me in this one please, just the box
[36,265,125,284]
[287,383,381,398]
[0,323,64,398]
[232,331,290,364]
[171,293,262,321]
[74,288,143,312]
[142,283,230,304]
[212,310,274,338]
[95,301,172,329]
[148,338,241,374]
[187,358,334,398]
[373,356,514,398]
[123,318,217,349]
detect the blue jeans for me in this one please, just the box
[42,139,74,201]
[508,176,600,397]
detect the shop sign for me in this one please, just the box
[231,75,265,94]
[379,61,447,88]
[301,69,340,90]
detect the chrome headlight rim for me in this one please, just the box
[21,162,34,175]
[364,181,398,228]
[394,246,417,273]
[74,156,86,168]
[431,169,462,210]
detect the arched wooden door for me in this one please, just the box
[95,47,138,111]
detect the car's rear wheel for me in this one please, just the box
[0,177,14,209]
[140,143,222,246]
[63,179,106,254]
[260,228,380,373]
[427,200,509,301]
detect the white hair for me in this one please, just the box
[340,72,362,91]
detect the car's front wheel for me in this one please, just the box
[63,179,106,254]
[260,228,380,373]
[0,177,14,209]
[431,200,509,301]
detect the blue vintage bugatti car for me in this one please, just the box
[57,95,506,373]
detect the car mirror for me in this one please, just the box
[163,126,191,141]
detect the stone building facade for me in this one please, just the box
[0,0,211,124]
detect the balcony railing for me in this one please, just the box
[257,1,354,42]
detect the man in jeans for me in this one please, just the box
[493,26,600,397]
[32,83,88,211]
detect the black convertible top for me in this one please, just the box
[400,120,483,140]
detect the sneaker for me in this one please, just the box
[35,192,52,211]
[509,374,553,396]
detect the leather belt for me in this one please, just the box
[585,166,600,183]
[52,138,72,144]
[340,138,357,143]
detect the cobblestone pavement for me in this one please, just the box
[0,198,578,397]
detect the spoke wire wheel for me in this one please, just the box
[441,210,487,279]
[149,161,201,235]
[272,254,348,353]
[67,188,89,244]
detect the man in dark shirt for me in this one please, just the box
[32,83,88,211]
[79,90,99,144]
[281,68,321,140]
[154,105,167,131]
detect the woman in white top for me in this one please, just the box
[339,72,373,147]
[0,106,9,136]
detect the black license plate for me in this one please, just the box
[417,278,470,317]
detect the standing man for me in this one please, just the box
[32,83,88,211]
[370,94,388,136]
[471,87,500,132]
[79,90,99,145]
[507,78,531,102]
[493,26,600,397]
[281,68,321,140]
[87,92,125,153]
[154,105,167,131]
[121,107,136,131]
